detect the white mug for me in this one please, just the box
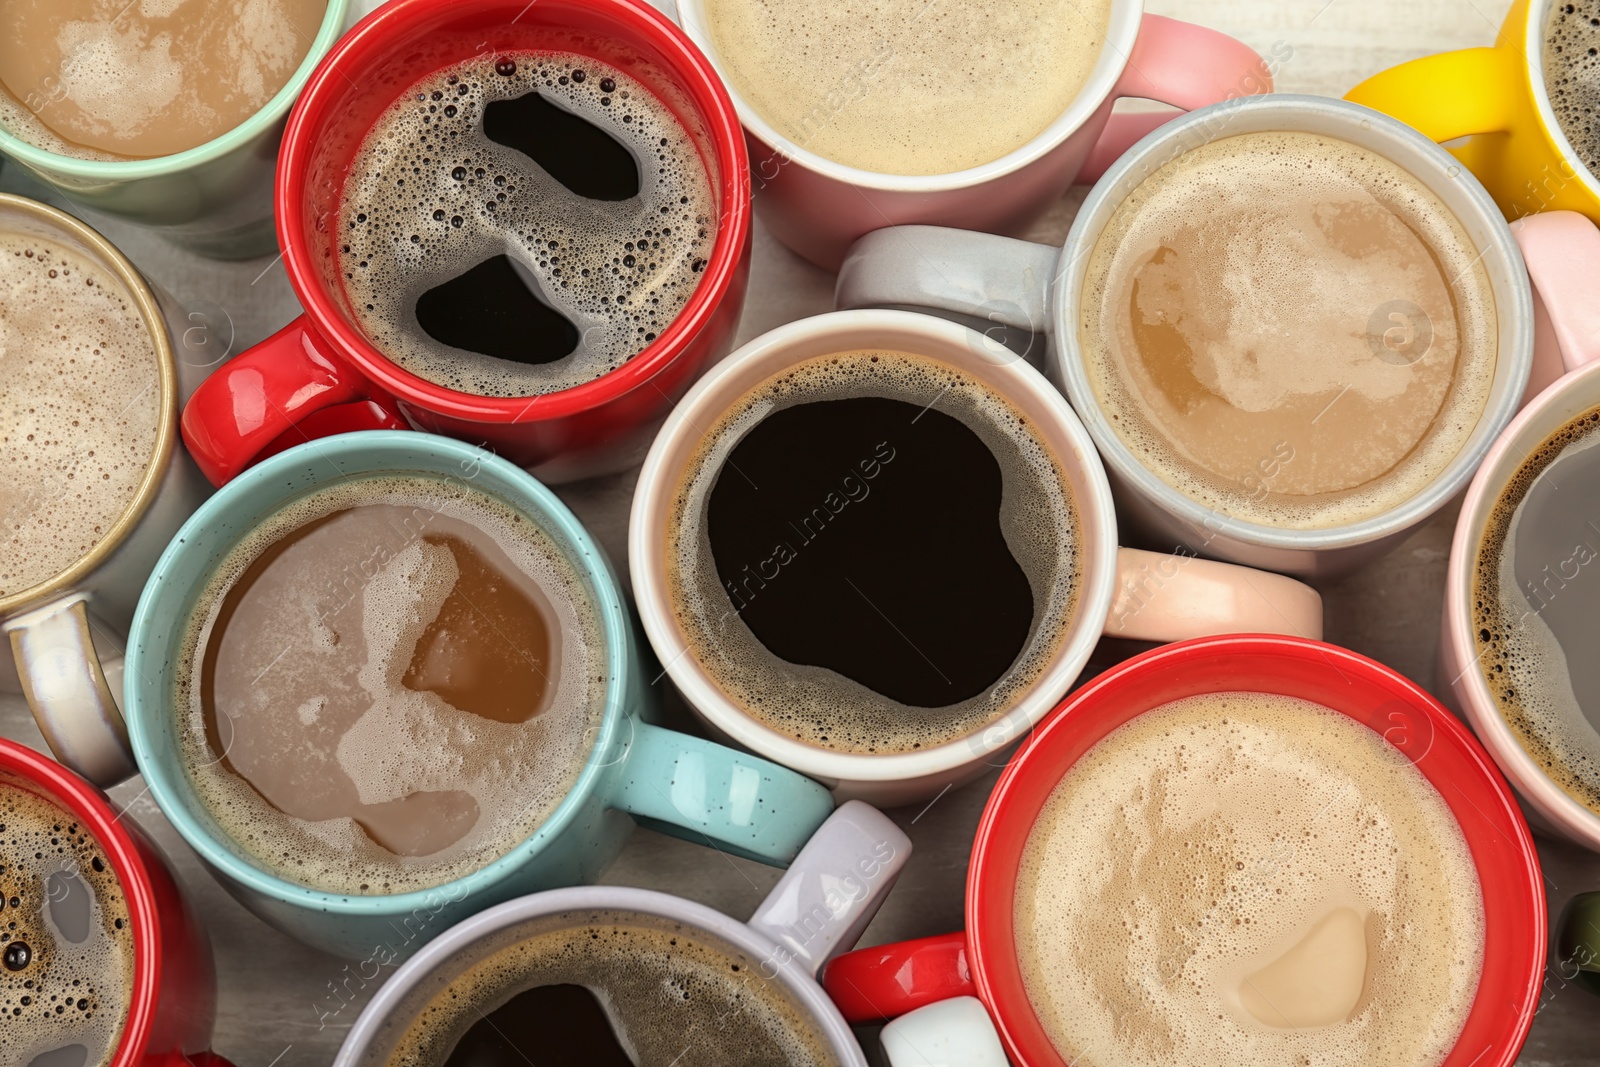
[629,309,1322,805]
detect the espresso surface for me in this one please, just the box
[1543,0,1600,178]
[1015,692,1483,1067]
[1081,130,1498,529]
[379,910,839,1067]
[0,781,134,1067]
[1472,406,1600,819]
[0,231,161,599]
[0,0,324,160]
[339,51,715,398]
[176,476,606,895]
[668,350,1079,754]
[703,0,1113,175]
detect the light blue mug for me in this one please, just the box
[118,431,835,959]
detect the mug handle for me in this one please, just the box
[1511,211,1600,376]
[1557,891,1600,996]
[3,594,136,788]
[180,314,408,487]
[1080,15,1274,184]
[1106,547,1323,643]
[1344,47,1520,144]
[746,800,911,976]
[609,720,835,865]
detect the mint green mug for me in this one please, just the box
[107,431,833,959]
[0,0,349,258]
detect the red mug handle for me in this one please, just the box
[1080,14,1274,183]
[181,314,409,487]
[821,931,974,1023]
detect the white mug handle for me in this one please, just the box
[881,997,1009,1067]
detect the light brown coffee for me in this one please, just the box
[702,0,1114,175]
[1080,130,1499,530]
[1014,692,1483,1067]
[0,231,162,600]
[175,475,607,895]
[0,0,326,160]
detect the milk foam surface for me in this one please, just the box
[1543,0,1600,178]
[338,51,715,398]
[1081,131,1498,529]
[666,350,1080,754]
[0,231,161,599]
[1014,692,1483,1067]
[0,782,135,1067]
[378,909,838,1067]
[175,475,607,895]
[703,0,1114,175]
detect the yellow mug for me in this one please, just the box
[1347,0,1597,225]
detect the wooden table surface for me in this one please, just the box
[3,0,1597,1063]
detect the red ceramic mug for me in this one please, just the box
[180,0,752,487]
[0,738,230,1067]
[824,636,1546,1067]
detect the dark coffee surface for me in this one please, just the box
[483,90,641,201]
[441,984,633,1067]
[416,254,581,365]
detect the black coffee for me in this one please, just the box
[668,350,1081,754]
[339,50,716,398]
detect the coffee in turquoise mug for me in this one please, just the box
[121,431,834,959]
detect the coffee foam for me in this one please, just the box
[1543,0,1600,178]
[666,349,1080,754]
[703,0,1113,175]
[1014,692,1483,1067]
[1080,130,1498,530]
[0,780,134,1067]
[174,475,607,895]
[337,51,715,398]
[0,231,162,599]
[1471,406,1600,817]
[375,909,839,1067]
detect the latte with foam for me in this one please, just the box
[701,0,1114,175]
[1543,0,1600,179]
[0,231,162,599]
[174,475,606,895]
[1015,692,1484,1067]
[1080,130,1499,530]
[374,909,839,1067]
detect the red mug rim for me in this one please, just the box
[0,739,160,1067]
[274,0,751,425]
[966,635,1546,1067]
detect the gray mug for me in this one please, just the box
[835,95,1536,579]
[333,801,910,1066]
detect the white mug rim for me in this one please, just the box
[1050,93,1535,554]
[628,309,1120,785]
[1521,0,1600,205]
[673,0,1145,193]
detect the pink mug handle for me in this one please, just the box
[1080,14,1273,183]
[1512,211,1600,401]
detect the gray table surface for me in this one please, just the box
[3,0,1598,1062]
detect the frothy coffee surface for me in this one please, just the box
[1015,692,1483,1067]
[1081,131,1498,529]
[0,231,161,599]
[703,0,1113,175]
[379,909,839,1067]
[667,350,1079,754]
[0,781,135,1067]
[1472,406,1600,819]
[338,51,716,397]
[0,0,324,160]
[1543,0,1600,179]
[175,475,606,895]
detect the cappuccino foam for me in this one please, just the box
[702,0,1113,175]
[377,909,839,1067]
[1015,692,1483,1067]
[0,231,162,599]
[1081,131,1498,529]
[174,475,606,895]
[1543,0,1600,179]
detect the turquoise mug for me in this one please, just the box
[0,0,350,258]
[114,431,834,959]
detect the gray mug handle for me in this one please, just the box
[746,800,911,979]
[834,226,1060,335]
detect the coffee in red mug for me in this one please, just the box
[0,738,230,1067]
[824,636,1545,1067]
[180,0,751,487]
